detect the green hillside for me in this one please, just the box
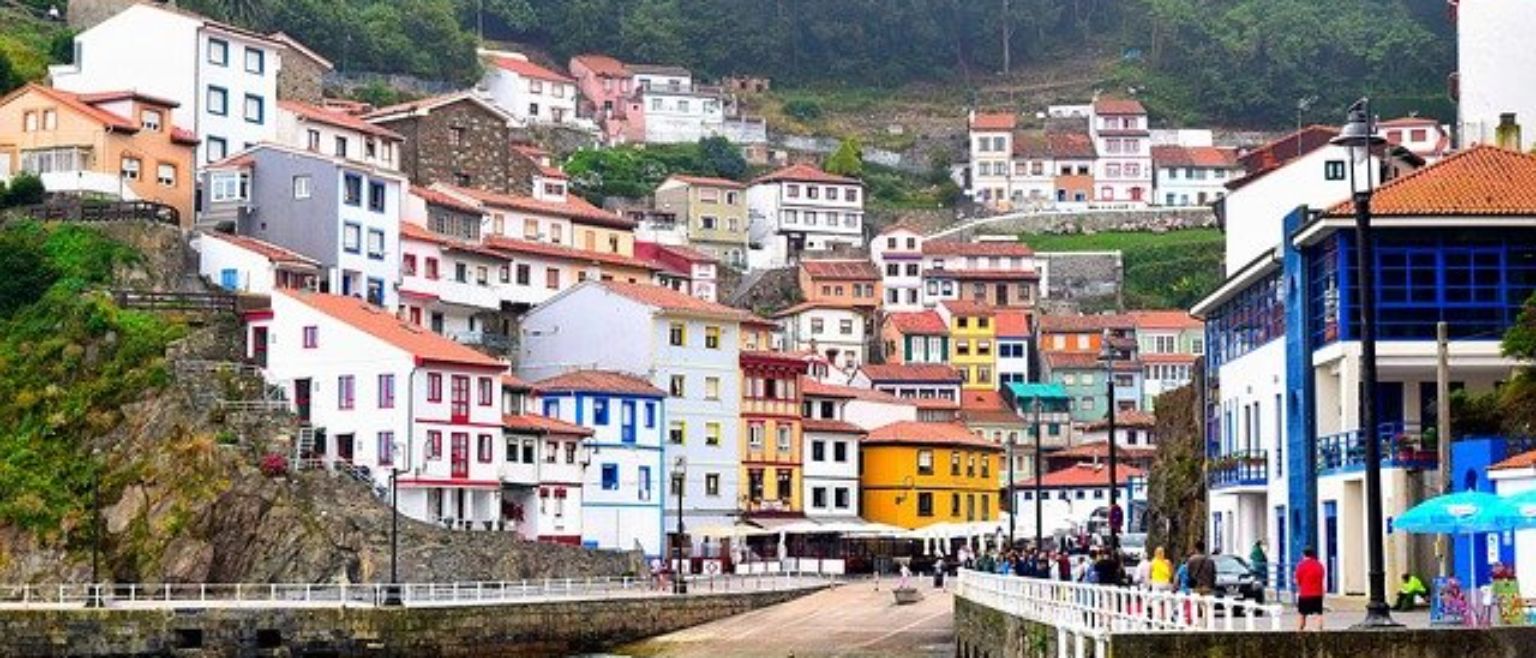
[1022,228,1225,311]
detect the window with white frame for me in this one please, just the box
[120,156,141,181]
[209,171,249,202]
[156,163,175,187]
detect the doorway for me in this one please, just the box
[294,378,312,422]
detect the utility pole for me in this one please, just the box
[1002,0,1012,75]
[1436,321,1451,578]
[1104,329,1119,556]
[1007,419,1016,548]
[1033,396,1043,550]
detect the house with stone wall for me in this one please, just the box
[364,92,522,194]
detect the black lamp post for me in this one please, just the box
[673,455,687,595]
[1007,422,1016,548]
[1102,330,1119,555]
[1032,397,1043,550]
[1332,98,1398,628]
[383,438,405,607]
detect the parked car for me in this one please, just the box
[1119,532,1147,566]
[1212,554,1266,606]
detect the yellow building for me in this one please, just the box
[739,320,809,516]
[861,421,1002,529]
[940,300,998,391]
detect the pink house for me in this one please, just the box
[569,54,645,143]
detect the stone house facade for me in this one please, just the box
[270,33,331,103]
[365,93,520,194]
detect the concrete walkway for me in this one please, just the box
[615,581,955,658]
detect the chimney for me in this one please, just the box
[1496,113,1522,150]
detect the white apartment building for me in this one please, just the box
[51,2,283,165]
[276,100,402,170]
[800,390,864,520]
[774,303,869,371]
[397,220,509,345]
[1380,117,1452,162]
[746,164,864,268]
[248,290,510,528]
[871,225,926,311]
[1456,0,1536,150]
[481,51,578,127]
[194,231,319,296]
[1150,145,1241,207]
[1088,98,1153,205]
[498,376,592,544]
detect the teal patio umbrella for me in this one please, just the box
[1396,491,1526,590]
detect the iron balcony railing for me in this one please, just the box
[1207,449,1269,489]
[1316,422,1438,475]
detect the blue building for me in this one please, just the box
[1197,144,1536,595]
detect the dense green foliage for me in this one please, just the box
[1449,293,1536,439]
[1146,374,1205,558]
[0,3,73,92]
[564,137,747,203]
[1020,229,1225,310]
[862,164,961,210]
[0,222,185,534]
[2,172,45,208]
[823,139,864,178]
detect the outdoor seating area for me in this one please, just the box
[1396,489,1536,627]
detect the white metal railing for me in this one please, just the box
[0,573,831,610]
[955,569,1281,639]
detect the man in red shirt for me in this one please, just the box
[1294,547,1327,630]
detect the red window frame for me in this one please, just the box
[338,375,354,410]
[450,375,470,423]
[408,307,422,325]
[478,377,493,406]
[427,430,442,460]
[450,432,470,478]
[427,372,443,402]
[425,257,439,280]
[302,325,317,348]
[477,433,493,463]
[378,373,395,409]
[403,253,417,276]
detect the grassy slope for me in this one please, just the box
[0,4,68,83]
[1021,228,1226,311]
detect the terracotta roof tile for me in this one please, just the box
[1324,145,1536,218]
[959,391,1018,424]
[572,54,631,78]
[279,100,403,140]
[922,241,1034,257]
[925,268,1041,282]
[1043,351,1103,370]
[1491,449,1536,471]
[501,374,533,390]
[1047,132,1097,159]
[12,84,136,131]
[801,418,866,434]
[1139,352,1198,364]
[171,126,199,145]
[1038,314,1133,333]
[1151,145,1239,169]
[503,413,593,436]
[800,377,858,399]
[1128,310,1202,330]
[971,112,1017,131]
[492,57,575,83]
[599,280,764,322]
[801,259,880,281]
[1085,410,1157,430]
[667,174,746,189]
[886,311,948,336]
[398,221,505,260]
[1047,442,1158,463]
[534,370,666,397]
[858,363,963,383]
[940,299,996,317]
[200,232,318,266]
[750,163,861,186]
[411,187,483,215]
[279,291,506,368]
[995,310,1031,337]
[442,184,634,229]
[483,235,655,271]
[1234,125,1339,180]
[865,421,998,449]
[1093,98,1146,115]
[74,90,180,107]
[1016,462,1146,488]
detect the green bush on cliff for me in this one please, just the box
[0,221,185,535]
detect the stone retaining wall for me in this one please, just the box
[1,587,822,657]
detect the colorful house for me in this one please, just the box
[860,421,1002,529]
[938,299,998,391]
[1129,310,1203,409]
[879,310,950,365]
[654,174,750,267]
[499,374,593,544]
[995,309,1032,385]
[739,322,810,519]
[801,382,866,520]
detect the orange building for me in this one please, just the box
[798,259,883,308]
[0,84,197,226]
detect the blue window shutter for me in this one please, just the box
[602,463,618,490]
[220,268,238,290]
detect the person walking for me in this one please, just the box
[1294,547,1326,631]
[1149,546,1174,592]
[1249,539,1270,591]
[1186,541,1217,596]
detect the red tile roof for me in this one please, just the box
[1085,410,1158,430]
[503,413,593,436]
[443,185,633,229]
[886,311,949,336]
[280,291,506,368]
[909,396,961,410]
[667,174,746,189]
[1039,314,1132,333]
[1231,125,1339,189]
[1128,310,1202,330]
[1093,98,1146,115]
[923,240,1034,257]
[10,84,136,131]
[1151,145,1239,169]
[398,221,505,260]
[865,421,997,450]
[1047,442,1158,462]
[483,235,655,271]
[1043,351,1103,370]
[959,391,1018,424]
[800,377,858,399]
[802,259,880,281]
[1491,449,1536,471]
[801,418,866,434]
[411,187,483,215]
[925,268,1041,282]
[940,299,996,317]
[1016,462,1146,488]
[74,90,180,108]
[501,373,532,390]
[751,163,861,186]
[492,57,575,83]
[170,127,199,145]
[995,310,1031,337]
[1379,116,1441,127]
[971,112,1017,131]
[572,54,631,78]
[279,100,403,140]
[534,370,666,397]
[200,232,318,266]
[600,280,764,322]
[1048,132,1097,159]
[1140,352,1198,364]
[1324,145,1536,218]
[858,363,963,383]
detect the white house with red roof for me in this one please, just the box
[746,164,865,269]
[1012,462,1147,537]
[1149,144,1241,207]
[799,380,866,521]
[1378,117,1451,162]
[1088,97,1153,206]
[479,51,580,128]
[871,224,927,311]
[919,240,1042,309]
[497,374,595,545]
[636,241,719,302]
[248,290,510,529]
[51,2,286,165]
[276,100,403,171]
[396,220,513,349]
[851,363,963,409]
[194,231,320,295]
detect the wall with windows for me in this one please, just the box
[860,442,1001,529]
[803,429,860,518]
[780,307,867,370]
[540,389,664,555]
[642,90,726,144]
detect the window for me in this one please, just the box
[1324,160,1346,181]
[206,137,228,163]
[705,473,720,496]
[839,319,854,335]
[811,440,826,461]
[951,493,961,516]
[120,156,141,181]
[478,434,494,463]
[378,374,395,408]
[669,322,686,346]
[292,175,311,199]
[243,94,264,123]
[424,257,440,280]
[478,377,493,406]
[668,421,685,444]
[366,229,385,260]
[950,450,961,476]
[833,441,847,462]
[545,267,560,290]
[368,181,386,212]
[601,464,619,490]
[377,431,394,466]
[669,375,685,397]
[342,223,361,254]
[706,422,722,445]
[704,376,720,400]
[207,86,228,115]
[337,375,355,409]
[917,492,934,517]
[22,110,37,132]
[427,373,443,402]
[302,325,318,348]
[917,449,934,475]
[811,318,824,334]
[208,38,228,65]
[426,431,442,460]
[638,466,652,500]
[812,487,827,509]
[705,325,721,349]
[139,109,162,132]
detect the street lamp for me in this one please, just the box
[383,437,406,607]
[673,455,687,595]
[1007,421,1016,548]
[1032,396,1043,550]
[1331,98,1398,628]
[1100,329,1120,555]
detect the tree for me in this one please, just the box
[695,137,746,181]
[0,223,57,318]
[1145,365,1206,560]
[0,52,20,96]
[1496,293,1536,437]
[2,173,45,208]
[824,138,864,177]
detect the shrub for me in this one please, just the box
[2,172,45,208]
[783,98,823,122]
[259,453,289,477]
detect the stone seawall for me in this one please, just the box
[1,587,822,657]
[956,597,1536,658]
